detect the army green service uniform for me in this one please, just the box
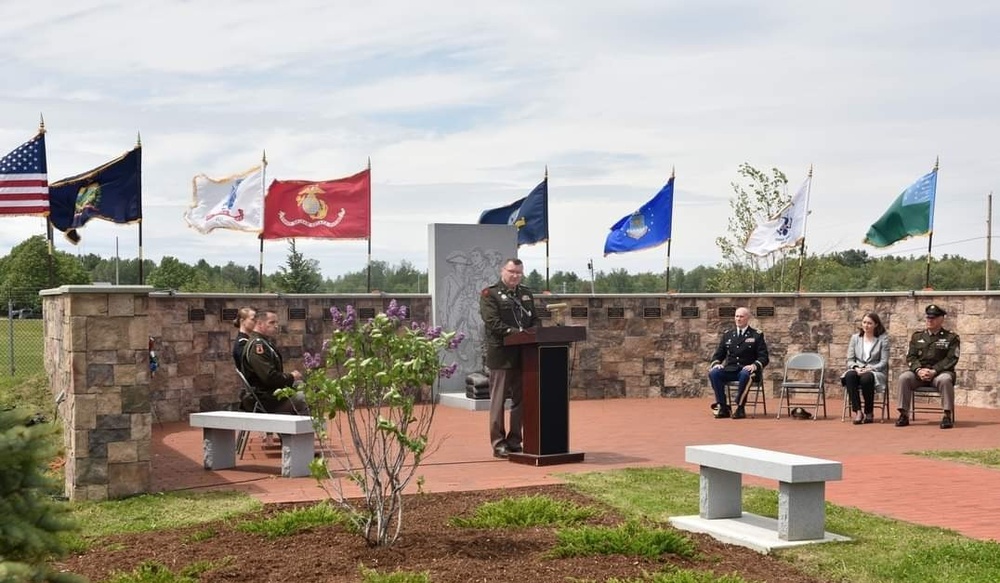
[897,306,960,422]
[241,332,308,415]
[479,281,537,451]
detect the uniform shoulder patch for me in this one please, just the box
[481,288,490,297]
[255,344,264,354]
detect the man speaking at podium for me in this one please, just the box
[480,257,538,458]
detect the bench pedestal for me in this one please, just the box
[672,443,849,553]
[190,411,315,478]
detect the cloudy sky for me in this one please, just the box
[2,1,998,283]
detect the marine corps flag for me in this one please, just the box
[262,168,370,240]
[49,146,142,244]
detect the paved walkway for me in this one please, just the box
[153,397,1000,542]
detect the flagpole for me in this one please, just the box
[664,239,671,292]
[987,192,993,291]
[39,115,55,287]
[544,166,550,291]
[366,157,372,293]
[136,132,144,285]
[665,166,675,292]
[260,150,267,292]
[795,165,814,292]
[924,157,939,289]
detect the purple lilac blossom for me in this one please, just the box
[302,352,323,370]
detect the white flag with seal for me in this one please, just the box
[185,165,264,234]
[743,176,810,257]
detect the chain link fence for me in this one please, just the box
[1,288,44,377]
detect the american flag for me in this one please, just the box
[0,132,49,216]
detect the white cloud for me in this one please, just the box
[3,0,1000,285]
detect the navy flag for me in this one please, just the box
[478,179,548,246]
[49,146,142,244]
[604,176,674,255]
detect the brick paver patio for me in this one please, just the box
[153,397,1000,541]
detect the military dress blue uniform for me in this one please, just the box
[708,327,769,418]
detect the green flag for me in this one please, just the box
[864,169,937,248]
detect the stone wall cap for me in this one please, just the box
[41,285,155,296]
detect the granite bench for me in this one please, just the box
[685,443,842,542]
[189,411,315,478]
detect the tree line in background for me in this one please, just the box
[1,235,998,311]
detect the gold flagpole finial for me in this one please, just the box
[39,113,46,134]
[136,131,142,147]
[262,149,267,165]
[808,164,813,178]
[544,165,548,180]
[367,156,371,170]
[934,156,939,171]
[671,165,675,179]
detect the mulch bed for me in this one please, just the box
[54,484,831,582]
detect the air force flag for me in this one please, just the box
[604,177,674,256]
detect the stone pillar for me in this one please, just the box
[42,285,154,501]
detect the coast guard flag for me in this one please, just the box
[603,177,673,255]
[744,176,810,257]
[49,146,142,244]
[864,169,937,248]
[478,179,548,246]
[262,168,370,240]
[0,132,48,216]
[185,166,264,233]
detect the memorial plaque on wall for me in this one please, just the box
[680,307,700,318]
[188,308,206,322]
[570,307,589,319]
[607,307,625,319]
[643,307,662,319]
[718,306,736,318]
[359,307,376,319]
[221,308,238,322]
[288,307,307,320]
[756,306,775,318]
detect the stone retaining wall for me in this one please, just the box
[42,287,998,500]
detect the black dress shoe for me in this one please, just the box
[895,413,909,427]
[506,443,523,453]
[731,406,746,419]
[940,415,954,429]
[714,406,731,419]
[493,444,510,458]
[863,414,874,424]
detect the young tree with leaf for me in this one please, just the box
[712,163,791,292]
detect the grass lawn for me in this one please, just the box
[61,466,1000,583]
[0,318,44,377]
[563,467,1000,583]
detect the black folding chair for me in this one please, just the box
[725,372,767,418]
[235,368,268,459]
[841,369,890,423]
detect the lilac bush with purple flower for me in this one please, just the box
[287,298,461,546]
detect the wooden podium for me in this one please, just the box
[503,326,587,466]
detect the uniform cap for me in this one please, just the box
[925,304,947,317]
